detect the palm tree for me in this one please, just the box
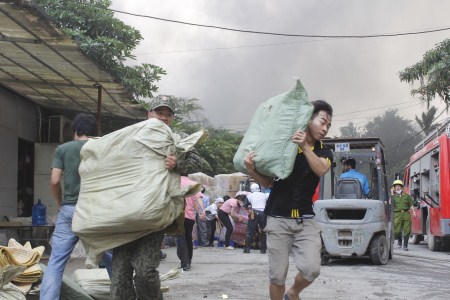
[415,106,438,135]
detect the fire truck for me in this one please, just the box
[404,117,450,251]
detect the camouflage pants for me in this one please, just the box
[111,230,164,300]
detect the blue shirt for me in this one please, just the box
[340,169,370,197]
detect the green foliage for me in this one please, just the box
[36,0,166,100]
[415,106,439,135]
[196,127,243,176]
[173,121,243,176]
[399,39,450,108]
[339,121,361,138]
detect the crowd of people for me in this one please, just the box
[41,97,414,300]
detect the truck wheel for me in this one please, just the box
[427,217,440,251]
[369,235,389,265]
[409,234,424,245]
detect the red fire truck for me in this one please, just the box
[403,117,450,251]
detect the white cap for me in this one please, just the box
[215,197,224,204]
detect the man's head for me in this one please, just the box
[250,183,260,193]
[215,197,224,207]
[147,95,175,125]
[392,179,404,193]
[307,100,333,142]
[343,158,356,172]
[72,113,97,139]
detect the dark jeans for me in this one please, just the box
[245,210,267,251]
[218,210,234,247]
[196,213,209,246]
[207,218,218,245]
[176,218,195,267]
[110,230,164,300]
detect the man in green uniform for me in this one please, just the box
[391,180,417,251]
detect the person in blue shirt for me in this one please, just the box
[340,158,370,197]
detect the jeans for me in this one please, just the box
[176,218,195,268]
[40,205,78,300]
[40,205,113,300]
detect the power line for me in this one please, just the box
[110,8,450,38]
[215,100,422,127]
[135,39,332,55]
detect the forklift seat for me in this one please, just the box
[335,179,363,199]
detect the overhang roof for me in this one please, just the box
[0,1,147,129]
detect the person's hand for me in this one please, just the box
[165,154,177,170]
[390,187,394,195]
[412,210,417,218]
[244,152,256,173]
[291,131,309,149]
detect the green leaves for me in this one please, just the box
[399,39,450,107]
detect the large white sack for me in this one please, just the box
[72,118,205,266]
[233,80,313,179]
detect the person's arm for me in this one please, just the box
[195,194,206,220]
[362,176,370,197]
[292,131,330,176]
[50,168,63,210]
[408,195,417,217]
[175,150,211,175]
[230,206,243,222]
[244,152,274,188]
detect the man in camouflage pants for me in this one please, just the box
[111,95,208,299]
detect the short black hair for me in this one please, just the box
[72,113,97,137]
[201,186,206,193]
[311,100,333,118]
[223,195,231,201]
[344,158,356,169]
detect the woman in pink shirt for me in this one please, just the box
[218,194,246,249]
[177,176,205,270]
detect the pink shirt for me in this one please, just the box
[181,176,201,220]
[219,198,241,215]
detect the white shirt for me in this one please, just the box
[247,192,268,211]
[205,203,218,220]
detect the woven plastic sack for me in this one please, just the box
[233,80,313,179]
[73,118,206,266]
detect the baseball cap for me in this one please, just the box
[150,95,175,113]
[215,197,224,204]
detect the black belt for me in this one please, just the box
[269,214,315,224]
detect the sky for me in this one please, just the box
[111,0,450,136]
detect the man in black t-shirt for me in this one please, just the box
[244,100,333,300]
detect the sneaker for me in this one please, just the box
[243,248,250,253]
[181,264,191,271]
[397,244,402,249]
[403,247,408,251]
[225,246,235,250]
[160,251,167,261]
[260,250,266,254]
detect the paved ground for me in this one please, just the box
[40,239,450,300]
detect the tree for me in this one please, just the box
[36,0,166,102]
[399,39,450,108]
[363,109,422,183]
[415,106,439,135]
[339,121,362,138]
[338,109,422,183]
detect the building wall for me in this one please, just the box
[0,86,38,219]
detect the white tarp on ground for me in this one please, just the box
[72,119,205,266]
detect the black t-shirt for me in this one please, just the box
[264,141,333,218]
